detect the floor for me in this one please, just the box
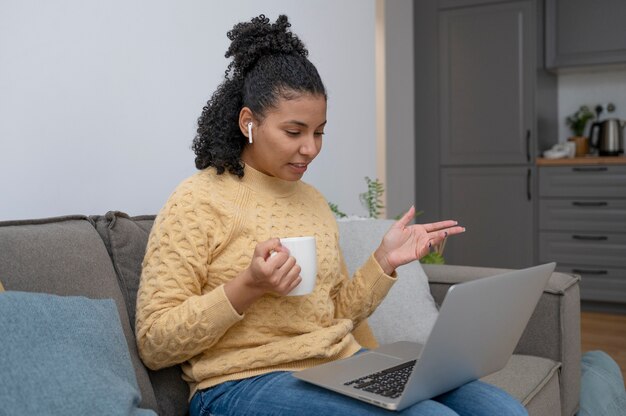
[580,311,626,381]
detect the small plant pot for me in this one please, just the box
[568,136,589,157]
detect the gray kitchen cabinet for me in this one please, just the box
[439,0,505,8]
[546,0,626,69]
[540,232,626,268]
[539,200,626,233]
[413,0,557,270]
[539,165,626,198]
[415,0,556,268]
[441,166,535,268]
[538,165,626,309]
[439,1,534,165]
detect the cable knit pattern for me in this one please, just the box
[135,164,396,398]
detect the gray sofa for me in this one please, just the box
[0,212,581,415]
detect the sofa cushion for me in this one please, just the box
[523,364,562,416]
[0,216,159,413]
[481,354,561,408]
[338,219,439,345]
[92,212,189,416]
[92,211,156,330]
[0,291,156,415]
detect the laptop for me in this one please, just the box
[293,262,556,411]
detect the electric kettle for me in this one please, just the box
[588,118,625,156]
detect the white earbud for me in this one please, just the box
[247,122,253,144]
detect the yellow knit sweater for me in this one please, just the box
[135,165,396,398]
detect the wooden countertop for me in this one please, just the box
[536,156,626,166]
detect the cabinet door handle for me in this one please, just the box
[572,269,608,275]
[526,168,531,201]
[526,130,531,162]
[572,201,608,207]
[572,235,608,241]
[572,167,608,172]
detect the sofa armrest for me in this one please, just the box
[422,264,581,416]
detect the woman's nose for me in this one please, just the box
[299,134,319,156]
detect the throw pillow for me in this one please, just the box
[93,211,155,330]
[0,279,4,292]
[0,291,156,415]
[338,219,439,346]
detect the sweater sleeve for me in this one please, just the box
[135,181,243,370]
[331,249,397,327]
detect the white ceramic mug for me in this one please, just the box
[277,236,317,296]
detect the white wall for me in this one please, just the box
[0,0,376,220]
[558,68,626,143]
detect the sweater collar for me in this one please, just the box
[240,164,299,197]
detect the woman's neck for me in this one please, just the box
[239,164,298,197]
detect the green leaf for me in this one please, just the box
[420,252,445,264]
[328,202,347,218]
[566,105,595,136]
[360,176,385,218]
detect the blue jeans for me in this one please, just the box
[579,350,626,416]
[190,371,527,416]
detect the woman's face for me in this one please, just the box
[240,93,327,181]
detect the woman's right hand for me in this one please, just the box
[247,238,302,295]
[224,238,302,314]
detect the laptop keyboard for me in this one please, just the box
[343,360,417,399]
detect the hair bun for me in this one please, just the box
[225,14,308,78]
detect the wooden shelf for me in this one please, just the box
[536,156,626,166]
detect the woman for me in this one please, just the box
[135,14,527,416]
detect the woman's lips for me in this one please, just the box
[288,163,308,174]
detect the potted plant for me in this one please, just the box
[565,105,594,157]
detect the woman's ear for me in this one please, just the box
[239,107,255,142]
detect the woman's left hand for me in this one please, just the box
[373,206,465,275]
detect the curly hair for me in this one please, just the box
[192,14,327,177]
